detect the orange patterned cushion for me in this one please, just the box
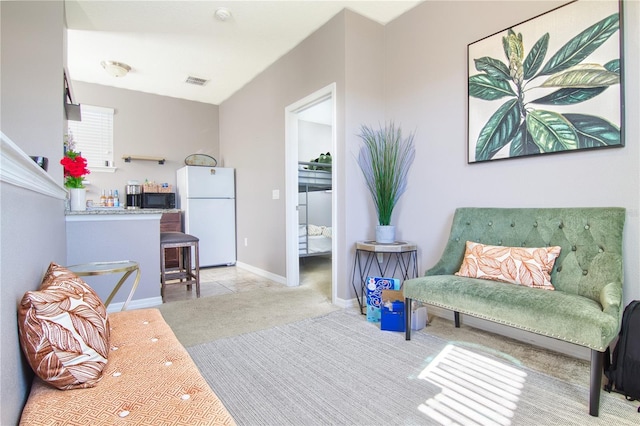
[455,241,561,290]
[20,309,236,426]
[18,263,110,390]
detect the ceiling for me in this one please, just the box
[65,1,422,106]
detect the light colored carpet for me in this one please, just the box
[187,309,637,426]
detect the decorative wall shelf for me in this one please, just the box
[122,155,165,165]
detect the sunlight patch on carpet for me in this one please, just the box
[418,344,527,425]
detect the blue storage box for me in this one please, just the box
[381,290,405,332]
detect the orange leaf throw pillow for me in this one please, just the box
[455,241,561,290]
[18,263,110,390]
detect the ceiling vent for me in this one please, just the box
[185,76,209,86]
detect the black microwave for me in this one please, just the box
[141,192,176,209]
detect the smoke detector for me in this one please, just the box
[214,7,232,22]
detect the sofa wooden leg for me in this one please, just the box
[405,298,412,341]
[589,349,603,416]
[454,311,460,328]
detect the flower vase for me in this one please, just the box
[375,225,395,244]
[69,188,87,211]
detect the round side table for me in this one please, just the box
[67,260,140,311]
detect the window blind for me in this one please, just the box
[68,105,114,169]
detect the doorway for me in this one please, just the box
[285,83,337,304]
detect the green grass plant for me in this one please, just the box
[357,123,415,226]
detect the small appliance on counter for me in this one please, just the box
[141,192,176,209]
[125,180,142,209]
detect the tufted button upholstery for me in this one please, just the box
[423,207,625,303]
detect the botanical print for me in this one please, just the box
[468,0,623,163]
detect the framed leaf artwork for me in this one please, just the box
[467,0,624,163]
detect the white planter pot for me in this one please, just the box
[69,187,87,211]
[375,225,395,244]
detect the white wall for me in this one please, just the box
[299,120,332,161]
[383,0,640,304]
[0,2,67,425]
[70,82,219,203]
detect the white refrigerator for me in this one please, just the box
[176,166,236,267]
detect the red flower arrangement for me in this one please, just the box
[60,151,90,188]
[61,132,90,189]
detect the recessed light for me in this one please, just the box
[101,61,131,78]
[214,7,232,22]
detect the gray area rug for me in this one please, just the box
[188,309,637,425]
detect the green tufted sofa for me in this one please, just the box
[403,207,625,417]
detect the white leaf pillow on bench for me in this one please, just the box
[455,241,561,290]
[18,263,110,390]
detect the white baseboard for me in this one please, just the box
[235,261,287,285]
[334,296,359,310]
[107,296,163,313]
[426,306,591,360]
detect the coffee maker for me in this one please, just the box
[125,181,142,209]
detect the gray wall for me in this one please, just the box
[70,82,219,203]
[0,2,67,425]
[219,11,347,284]
[219,10,386,301]
[383,0,639,305]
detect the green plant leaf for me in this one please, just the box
[510,122,540,157]
[540,64,619,88]
[503,30,524,61]
[538,13,619,76]
[475,98,520,161]
[469,74,516,100]
[526,110,578,152]
[523,33,549,79]
[530,87,606,105]
[563,113,621,147]
[604,58,620,73]
[474,57,511,81]
[502,29,515,61]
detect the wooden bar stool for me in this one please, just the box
[160,232,200,301]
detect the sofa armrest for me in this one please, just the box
[425,260,454,276]
[599,282,622,318]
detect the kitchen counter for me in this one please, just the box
[65,209,181,310]
[65,208,180,216]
